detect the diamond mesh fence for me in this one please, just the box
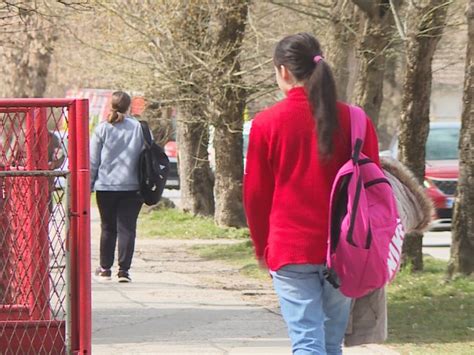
[1,105,71,354]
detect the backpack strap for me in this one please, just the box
[139,120,153,149]
[349,105,367,163]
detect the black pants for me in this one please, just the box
[96,191,143,272]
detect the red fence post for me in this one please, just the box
[68,101,79,353]
[76,99,91,354]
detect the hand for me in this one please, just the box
[257,257,267,270]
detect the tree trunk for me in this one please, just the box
[401,231,424,271]
[448,0,474,278]
[210,1,248,227]
[398,1,450,184]
[213,107,246,227]
[326,1,358,101]
[352,0,401,127]
[398,0,450,271]
[29,24,57,98]
[378,50,404,148]
[177,107,215,216]
[4,39,31,98]
[2,9,57,98]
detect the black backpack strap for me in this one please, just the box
[139,120,153,148]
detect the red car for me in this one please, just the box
[385,121,460,230]
[164,141,180,189]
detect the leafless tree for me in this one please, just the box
[396,0,451,271]
[351,0,402,127]
[268,0,359,101]
[77,1,254,221]
[448,0,473,278]
[208,1,249,227]
[150,1,217,217]
[0,0,61,98]
[266,0,402,130]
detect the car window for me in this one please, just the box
[426,128,459,160]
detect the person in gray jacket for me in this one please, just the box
[91,91,145,283]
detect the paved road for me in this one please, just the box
[423,231,451,261]
[163,188,181,208]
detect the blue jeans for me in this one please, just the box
[270,264,351,355]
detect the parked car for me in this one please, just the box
[384,121,460,230]
[164,141,179,189]
[167,121,254,189]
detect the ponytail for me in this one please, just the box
[305,59,338,157]
[107,109,125,124]
[273,33,339,158]
[107,91,131,124]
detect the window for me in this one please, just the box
[426,128,459,160]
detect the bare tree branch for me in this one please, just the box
[352,0,375,16]
[390,0,407,40]
[268,0,332,20]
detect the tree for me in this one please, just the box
[397,0,450,271]
[351,0,402,127]
[160,1,216,217]
[142,103,175,148]
[209,0,249,227]
[268,0,359,101]
[326,1,359,102]
[82,1,253,222]
[448,0,474,277]
[0,0,62,98]
[268,0,400,128]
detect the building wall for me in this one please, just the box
[431,85,464,121]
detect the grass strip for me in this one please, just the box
[137,207,249,240]
[386,257,474,354]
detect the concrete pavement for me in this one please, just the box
[90,206,401,354]
[91,207,291,354]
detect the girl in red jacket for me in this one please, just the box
[243,33,380,355]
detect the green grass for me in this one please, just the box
[191,240,474,354]
[137,207,249,239]
[386,257,474,354]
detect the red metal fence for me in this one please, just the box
[0,99,91,354]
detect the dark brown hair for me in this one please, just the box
[107,91,131,124]
[273,33,338,157]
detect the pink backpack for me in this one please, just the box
[325,106,405,298]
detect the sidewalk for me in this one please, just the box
[91,208,399,354]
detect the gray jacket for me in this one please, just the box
[90,116,144,191]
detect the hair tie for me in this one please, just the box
[313,55,324,64]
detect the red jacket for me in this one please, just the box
[243,87,380,271]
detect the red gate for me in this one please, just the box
[0,99,91,354]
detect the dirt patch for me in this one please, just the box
[134,238,281,313]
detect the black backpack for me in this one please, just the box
[138,121,170,205]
